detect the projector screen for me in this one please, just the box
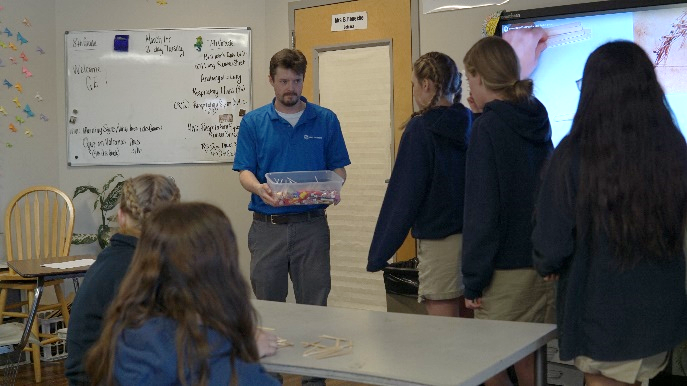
[496,0,687,146]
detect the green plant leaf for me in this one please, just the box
[97,223,111,249]
[102,180,125,211]
[102,174,124,193]
[73,185,98,199]
[71,233,98,245]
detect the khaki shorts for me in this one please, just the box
[474,268,555,323]
[416,233,463,302]
[574,351,669,384]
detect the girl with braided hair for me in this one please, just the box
[66,174,180,385]
[86,203,279,386]
[367,52,473,317]
[461,36,554,386]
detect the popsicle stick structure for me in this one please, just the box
[302,335,353,360]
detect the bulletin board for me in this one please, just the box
[65,28,251,166]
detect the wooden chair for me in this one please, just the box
[0,186,75,383]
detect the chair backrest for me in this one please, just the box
[4,186,75,271]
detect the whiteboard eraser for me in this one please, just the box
[114,35,129,52]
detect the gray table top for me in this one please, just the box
[254,300,557,386]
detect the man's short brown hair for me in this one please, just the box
[269,49,307,79]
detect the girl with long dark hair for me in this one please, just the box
[86,203,279,386]
[533,41,687,386]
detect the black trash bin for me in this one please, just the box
[383,257,427,315]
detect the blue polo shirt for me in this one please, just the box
[233,97,351,215]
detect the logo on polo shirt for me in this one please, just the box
[304,135,323,140]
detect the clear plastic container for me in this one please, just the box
[265,170,343,206]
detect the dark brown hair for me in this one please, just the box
[558,41,687,264]
[463,36,533,103]
[269,48,307,79]
[86,202,259,386]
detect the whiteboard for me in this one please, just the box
[65,28,251,166]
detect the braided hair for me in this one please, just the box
[410,51,462,120]
[119,174,180,235]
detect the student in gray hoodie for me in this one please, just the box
[462,36,554,386]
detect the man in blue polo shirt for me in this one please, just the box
[233,48,350,316]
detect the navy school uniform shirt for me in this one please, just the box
[65,233,137,385]
[232,96,351,215]
[367,103,473,272]
[461,97,553,300]
[532,140,687,361]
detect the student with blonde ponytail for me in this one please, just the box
[65,174,180,386]
[367,52,472,317]
[461,37,554,386]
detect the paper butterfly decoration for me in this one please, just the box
[24,129,32,137]
[4,28,12,37]
[36,46,44,54]
[23,105,34,117]
[2,79,11,88]
[0,41,6,48]
[0,106,7,116]
[8,57,16,64]
[20,52,28,62]
[9,123,16,132]
[12,97,20,107]
[34,93,42,102]
[8,42,17,51]
[22,66,31,78]
[17,33,27,45]
[22,18,31,27]
[14,83,22,93]
[40,113,48,121]
[0,59,4,67]
[15,115,25,124]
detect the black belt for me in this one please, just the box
[253,209,326,225]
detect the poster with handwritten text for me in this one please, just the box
[65,28,251,165]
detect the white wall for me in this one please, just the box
[0,1,58,258]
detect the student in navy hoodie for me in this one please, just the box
[65,174,180,386]
[533,41,687,386]
[461,37,554,386]
[367,52,472,317]
[85,203,279,386]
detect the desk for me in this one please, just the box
[1,255,93,384]
[255,300,556,386]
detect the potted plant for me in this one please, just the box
[72,174,125,249]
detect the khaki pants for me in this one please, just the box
[474,268,555,323]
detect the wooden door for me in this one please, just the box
[290,0,418,310]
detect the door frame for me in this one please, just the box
[288,0,421,264]
[288,0,420,63]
